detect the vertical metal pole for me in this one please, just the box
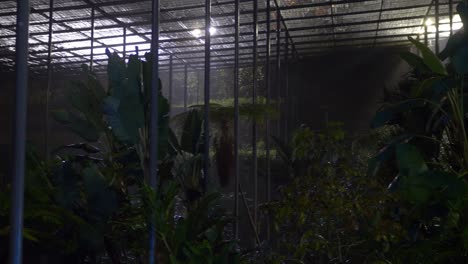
[252,0,259,232]
[184,64,188,111]
[45,0,53,159]
[233,0,240,240]
[276,8,281,139]
[372,0,384,48]
[330,0,337,47]
[424,25,428,46]
[203,0,211,189]
[10,0,30,263]
[149,0,160,262]
[283,40,289,143]
[435,0,440,54]
[123,27,127,60]
[265,0,272,241]
[197,71,200,104]
[169,54,173,114]
[90,6,95,71]
[449,0,454,36]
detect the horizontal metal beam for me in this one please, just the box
[1,1,453,39]
[0,0,458,75]
[24,38,412,73]
[4,15,453,57]
[4,20,455,68]
[0,0,374,20]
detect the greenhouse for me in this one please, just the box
[1,0,468,263]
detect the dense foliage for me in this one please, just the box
[0,50,239,264]
[249,3,468,263]
[3,3,468,263]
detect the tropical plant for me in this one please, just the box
[140,181,240,264]
[0,48,241,263]
[368,2,468,262]
[252,124,396,264]
[172,99,277,188]
[0,147,104,264]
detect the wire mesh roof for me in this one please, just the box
[0,0,463,75]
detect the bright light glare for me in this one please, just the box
[420,15,463,35]
[209,27,217,34]
[191,28,202,38]
[191,27,217,38]
[451,14,463,30]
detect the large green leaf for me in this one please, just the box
[82,165,118,220]
[56,143,100,154]
[392,143,467,205]
[69,71,106,131]
[119,54,145,144]
[452,45,468,74]
[102,96,131,143]
[68,114,100,142]
[458,2,468,27]
[104,51,170,151]
[141,53,171,157]
[106,48,127,100]
[395,144,431,203]
[396,144,428,176]
[401,51,430,73]
[427,171,467,200]
[157,94,171,158]
[54,161,80,210]
[367,134,413,177]
[408,36,448,76]
[51,110,100,142]
[412,77,443,98]
[51,65,106,142]
[105,53,146,145]
[371,99,426,128]
[180,110,203,154]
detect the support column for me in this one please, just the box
[123,27,127,60]
[148,0,160,262]
[449,0,454,36]
[10,0,30,263]
[90,6,95,70]
[184,64,188,111]
[197,70,201,104]
[233,0,240,240]
[252,0,259,231]
[169,54,173,114]
[203,0,212,189]
[45,0,54,159]
[284,40,289,143]
[435,0,440,54]
[276,8,281,139]
[265,0,272,241]
[424,25,428,46]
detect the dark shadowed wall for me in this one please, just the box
[285,47,409,135]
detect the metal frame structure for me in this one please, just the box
[4,0,461,260]
[9,1,30,263]
[264,0,272,241]
[203,0,211,189]
[0,0,462,76]
[233,0,240,240]
[44,0,54,159]
[252,0,259,232]
[148,0,160,262]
